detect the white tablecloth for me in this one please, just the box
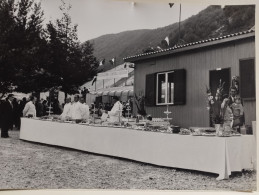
[20,118,256,180]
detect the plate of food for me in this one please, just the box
[192,132,203,136]
[64,121,73,123]
[218,134,232,137]
[231,133,241,136]
[202,133,216,136]
[79,122,89,125]
[179,128,191,135]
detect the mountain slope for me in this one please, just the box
[84,5,255,71]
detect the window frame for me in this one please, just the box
[156,70,175,105]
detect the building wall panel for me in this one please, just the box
[134,39,255,128]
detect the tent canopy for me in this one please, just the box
[91,86,133,97]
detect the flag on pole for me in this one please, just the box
[91,76,97,85]
[165,36,169,46]
[109,57,116,65]
[169,3,174,8]
[99,59,105,66]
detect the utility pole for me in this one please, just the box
[169,3,182,45]
[178,3,181,45]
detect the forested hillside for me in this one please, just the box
[85,5,255,71]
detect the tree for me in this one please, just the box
[0,0,55,97]
[0,0,98,98]
[46,0,98,96]
[14,0,56,94]
[0,0,17,98]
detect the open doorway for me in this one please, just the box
[209,68,231,126]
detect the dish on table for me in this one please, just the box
[64,121,73,123]
[192,133,203,136]
[231,133,241,136]
[217,134,232,137]
[202,133,216,136]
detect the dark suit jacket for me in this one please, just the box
[0,100,14,128]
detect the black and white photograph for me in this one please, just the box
[0,0,257,193]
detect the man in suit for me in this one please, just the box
[228,87,238,105]
[0,94,14,138]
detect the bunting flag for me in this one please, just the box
[109,57,116,65]
[99,59,105,66]
[157,46,162,51]
[165,36,169,46]
[169,3,174,8]
[91,76,97,86]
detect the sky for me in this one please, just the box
[40,0,211,42]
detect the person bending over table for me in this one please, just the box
[23,96,37,118]
[107,96,123,123]
[60,97,72,121]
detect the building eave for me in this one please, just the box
[123,30,255,63]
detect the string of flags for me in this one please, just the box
[164,36,169,46]
[109,57,116,65]
[169,3,174,8]
[99,59,105,66]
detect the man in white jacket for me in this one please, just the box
[108,96,123,123]
[71,95,85,122]
[60,97,72,120]
[23,96,37,118]
[79,97,90,122]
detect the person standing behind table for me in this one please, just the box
[231,95,244,130]
[79,97,90,122]
[71,95,84,123]
[221,98,234,128]
[228,87,238,105]
[36,99,44,117]
[23,96,37,118]
[19,97,27,114]
[42,100,48,116]
[60,97,72,120]
[52,99,62,115]
[0,94,15,138]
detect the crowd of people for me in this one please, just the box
[0,93,133,138]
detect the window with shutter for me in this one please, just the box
[173,69,186,105]
[155,69,186,105]
[239,58,255,100]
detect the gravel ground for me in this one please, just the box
[0,130,256,191]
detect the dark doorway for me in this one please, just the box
[209,68,231,99]
[209,68,231,126]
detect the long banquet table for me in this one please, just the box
[20,118,256,180]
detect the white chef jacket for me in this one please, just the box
[60,103,72,119]
[71,101,85,120]
[108,101,123,122]
[81,103,90,121]
[23,101,36,117]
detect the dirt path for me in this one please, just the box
[0,130,256,190]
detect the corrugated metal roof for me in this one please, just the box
[123,29,255,62]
